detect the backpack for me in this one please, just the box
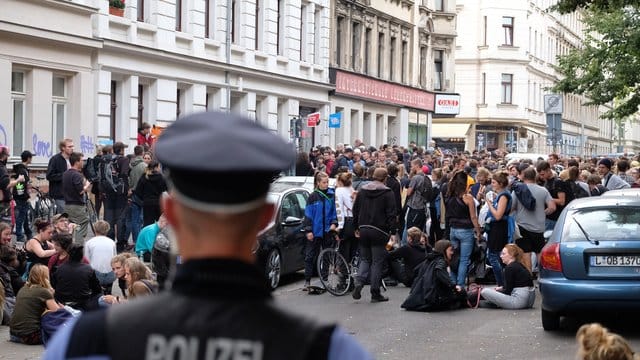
[568,181,590,200]
[511,182,536,211]
[420,176,438,203]
[99,154,125,195]
[83,157,100,183]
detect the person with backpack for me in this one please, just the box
[403,159,430,245]
[537,161,572,232]
[567,166,590,200]
[128,145,147,243]
[101,142,130,252]
[47,139,75,214]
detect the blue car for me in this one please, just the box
[539,195,640,330]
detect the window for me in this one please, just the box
[364,28,371,74]
[481,72,486,104]
[419,46,427,87]
[502,17,514,46]
[205,0,214,38]
[138,84,145,128]
[176,89,182,119]
[52,76,67,147]
[435,0,443,11]
[483,16,487,46]
[501,73,513,104]
[401,40,407,83]
[389,36,396,81]
[434,50,443,91]
[11,71,25,156]
[377,32,384,77]
[335,16,344,65]
[137,0,145,22]
[110,81,117,141]
[255,0,261,49]
[300,3,307,60]
[175,0,182,31]
[351,22,361,70]
[277,0,285,55]
[313,8,321,64]
[232,0,237,43]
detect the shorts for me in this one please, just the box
[515,226,545,253]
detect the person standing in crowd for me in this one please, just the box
[615,159,635,186]
[537,161,571,231]
[12,150,34,242]
[84,220,117,295]
[295,151,314,176]
[404,159,429,243]
[587,174,608,196]
[10,264,61,345]
[44,111,370,360]
[134,160,167,226]
[480,244,535,309]
[386,163,402,237]
[137,122,154,148]
[512,167,556,273]
[47,139,74,214]
[352,167,397,303]
[103,141,130,252]
[445,170,482,288]
[335,172,357,264]
[303,171,339,290]
[0,147,24,220]
[128,145,147,244]
[62,152,91,244]
[598,158,630,190]
[484,171,513,287]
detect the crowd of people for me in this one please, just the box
[0,122,165,345]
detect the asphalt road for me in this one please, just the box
[3,273,640,359]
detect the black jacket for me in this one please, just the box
[353,181,397,235]
[134,172,167,206]
[389,244,429,285]
[401,252,462,312]
[52,262,102,309]
[61,260,335,360]
[0,163,11,202]
[47,153,68,200]
[385,176,402,217]
[11,163,29,201]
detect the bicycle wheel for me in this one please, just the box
[316,248,351,296]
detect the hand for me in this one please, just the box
[102,295,119,304]
[494,286,503,292]
[17,175,24,182]
[355,230,360,238]
[455,285,462,292]
[329,224,337,232]
[306,232,314,241]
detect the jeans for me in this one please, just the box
[14,200,32,241]
[356,227,387,295]
[450,227,475,286]
[95,270,116,295]
[304,236,322,281]
[130,202,143,245]
[487,249,504,287]
[480,286,536,309]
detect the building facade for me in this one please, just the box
[2,0,332,165]
[325,0,457,148]
[453,0,619,156]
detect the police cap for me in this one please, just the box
[155,111,295,214]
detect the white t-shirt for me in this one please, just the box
[84,235,117,273]
[511,183,553,233]
[335,186,354,229]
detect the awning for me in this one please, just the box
[431,123,471,138]
[522,125,546,136]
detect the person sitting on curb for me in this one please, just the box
[135,213,167,262]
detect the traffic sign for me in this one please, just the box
[307,112,320,127]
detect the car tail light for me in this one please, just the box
[540,243,562,272]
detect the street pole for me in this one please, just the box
[225,0,232,113]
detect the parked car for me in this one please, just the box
[601,188,640,197]
[254,183,309,289]
[539,195,640,330]
[274,176,336,192]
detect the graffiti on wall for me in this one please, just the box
[0,124,7,147]
[33,134,53,158]
[80,135,94,155]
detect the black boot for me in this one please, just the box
[371,293,389,303]
[352,283,363,300]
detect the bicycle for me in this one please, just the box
[84,193,98,235]
[28,184,57,224]
[316,237,354,296]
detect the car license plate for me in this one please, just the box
[591,256,640,267]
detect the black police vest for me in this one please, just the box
[65,260,335,360]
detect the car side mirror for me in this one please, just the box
[282,216,302,226]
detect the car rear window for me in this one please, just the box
[562,207,640,242]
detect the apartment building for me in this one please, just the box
[454,0,617,156]
[326,0,457,148]
[1,0,332,164]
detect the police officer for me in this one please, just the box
[43,112,371,360]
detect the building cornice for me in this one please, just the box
[0,21,103,49]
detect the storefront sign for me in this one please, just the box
[434,94,461,115]
[307,112,320,127]
[329,113,341,128]
[334,70,435,111]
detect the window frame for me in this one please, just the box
[12,71,26,157]
[502,16,514,46]
[501,73,513,104]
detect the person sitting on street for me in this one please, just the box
[51,212,77,236]
[1,245,24,325]
[388,226,429,287]
[135,213,167,262]
[576,323,640,360]
[480,244,535,310]
[124,257,157,298]
[84,220,117,295]
[47,231,89,278]
[401,239,466,312]
[9,264,62,345]
[51,242,103,311]
[24,219,56,274]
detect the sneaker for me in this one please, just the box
[352,284,363,300]
[302,281,310,291]
[371,294,389,303]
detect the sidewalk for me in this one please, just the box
[0,326,43,359]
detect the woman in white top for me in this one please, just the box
[335,172,357,263]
